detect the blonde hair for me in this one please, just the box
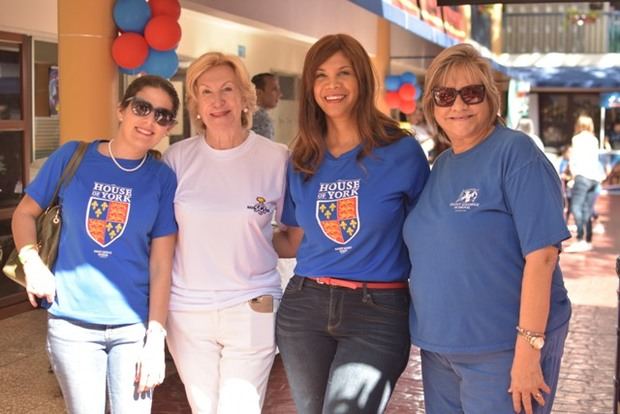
[422,43,503,143]
[574,115,594,134]
[185,52,256,134]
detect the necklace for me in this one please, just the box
[108,140,147,172]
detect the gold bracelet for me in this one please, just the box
[516,326,546,350]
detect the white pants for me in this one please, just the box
[167,299,278,414]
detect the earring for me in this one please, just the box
[243,108,248,113]
[196,114,201,119]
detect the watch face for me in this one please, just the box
[531,337,545,350]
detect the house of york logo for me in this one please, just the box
[86,182,131,247]
[316,179,361,244]
[449,188,480,211]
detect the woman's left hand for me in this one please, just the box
[508,340,551,414]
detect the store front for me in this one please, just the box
[0,31,32,318]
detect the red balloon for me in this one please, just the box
[398,83,416,101]
[145,16,182,51]
[149,0,181,20]
[400,100,417,115]
[385,91,401,109]
[112,33,149,69]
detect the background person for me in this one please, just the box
[404,43,571,414]
[251,72,282,140]
[407,105,435,159]
[564,115,605,253]
[163,52,288,414]
[516,117,545,152]
[11,75,179,413]
[273,33,429,414]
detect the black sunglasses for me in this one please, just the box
[126,97,176,127]
[432,84,486,107]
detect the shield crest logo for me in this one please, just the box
[86,197,130,247]
[316,196,360,244]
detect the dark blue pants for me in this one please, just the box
[275,276,411,414]
[421,321,569,414]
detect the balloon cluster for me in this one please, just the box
[384,71,421,114]
[111,0,181,79]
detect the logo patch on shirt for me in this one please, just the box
[450,188,480,211]
[316,179,361,244]
[86,182,132,247]
[247,196,272,215]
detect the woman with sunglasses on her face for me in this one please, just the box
[162,52,288,414]
[403,44,571,414]
[11,75,179,413]
[273,34,429,413]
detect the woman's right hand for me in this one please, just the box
[22,250,56,307]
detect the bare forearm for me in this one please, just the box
[273,226,303,258]
[148,234,175,327]
[518,246,559,333]
[12,195,43,249]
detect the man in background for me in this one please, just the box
[251,73,281,140]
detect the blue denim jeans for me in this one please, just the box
[275,276,411,414]
[569,175,600,242]
[421,321,569,414]
[47,315,151,414]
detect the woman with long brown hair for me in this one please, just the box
[273,33,429,413]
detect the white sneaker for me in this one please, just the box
[567,224,577,232]
[564,240,592,253]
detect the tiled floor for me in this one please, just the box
[1,193,618,413]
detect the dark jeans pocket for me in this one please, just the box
[365,289,410,315]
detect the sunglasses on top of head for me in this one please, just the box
[432,84,486,107]
[125,97,177,127]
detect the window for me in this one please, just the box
[0,32,31,220]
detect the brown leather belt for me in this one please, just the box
[312,277,408,290]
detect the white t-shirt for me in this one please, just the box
[570,131,604,182]
[163,131,288,310]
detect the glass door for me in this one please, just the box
[0,31,32,318]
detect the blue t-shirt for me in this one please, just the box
[26,141,177,325]
[403,126,571,353]
[282,136,429,281]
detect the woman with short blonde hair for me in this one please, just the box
[164,51,288,413]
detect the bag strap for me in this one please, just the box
[47,141,89,209]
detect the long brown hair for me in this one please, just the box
[292,33,408,179]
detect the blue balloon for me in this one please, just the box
[118,65,144,75]
[385,75,401,92]
[113,0,151,33]
[400,71,417,85]
[141,49,179,79]
[414,85,422,100]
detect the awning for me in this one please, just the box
[499,53,620,88]
[349,0,461,49]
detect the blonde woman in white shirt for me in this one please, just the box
[564,115,604,253]
[163,52,288,414]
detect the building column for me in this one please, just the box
[374,17,391,115]
[58,0,118,143]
